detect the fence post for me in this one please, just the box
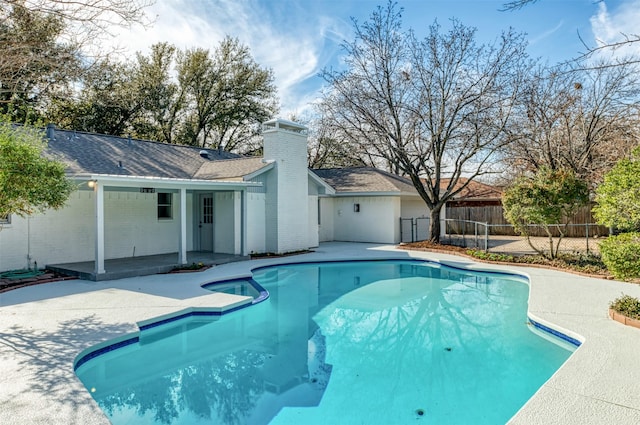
[474,222,478,249]
[484,224,489,252]
[411,218,415,243]
[585,222,589,255]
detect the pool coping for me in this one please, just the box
[2,242,640,424]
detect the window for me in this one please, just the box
[202,196,213,224]
[0,214,10,225]
[157,193,172,219]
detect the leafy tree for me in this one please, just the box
[0,121,75,219]
[52,38,277,153]
[502,167,589,258]
[177,37,278,151]
[49,59,141,135]
[593,147,640,232]
[319,1,529,242]
[133,42,185,143]
[0,0,152,122]
[0,2,80,122]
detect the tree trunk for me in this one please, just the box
[429,205,443,243]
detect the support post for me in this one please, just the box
[94,182,105,275]
[179,188,187,264]
[241,190,248,256]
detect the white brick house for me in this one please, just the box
[0,119,431,280]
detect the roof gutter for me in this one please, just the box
[71,173,262,190]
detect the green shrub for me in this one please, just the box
[610,294,640,320]
[466,250,514,262]
[600,233,640,280]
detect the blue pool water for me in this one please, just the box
[75,260,575,425]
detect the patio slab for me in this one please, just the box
[47,251,249,281]
[1,242,640,424]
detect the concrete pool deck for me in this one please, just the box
[1,242,640,424]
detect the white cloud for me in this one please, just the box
[528,21,564,46]
[104,0,349,116]
[590,0,640,57]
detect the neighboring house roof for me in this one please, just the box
[313,167,418,195]
[439,178,502,201]
[44,127,242,180]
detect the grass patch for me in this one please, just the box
[250,250,313,259]
[170,262,209,272]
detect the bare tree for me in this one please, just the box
[502,0,640,66]
[506,62,640,188]
[500,0,541,11]
[307,111,369,169]
[320,2,529,242]
[1,0,152,37]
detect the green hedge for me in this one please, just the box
[600,232,640,280]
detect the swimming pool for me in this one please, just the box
[75,260,576,425]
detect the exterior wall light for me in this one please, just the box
[87,180,96,188]
[354,203,360,212]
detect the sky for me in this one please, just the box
[109,0,640,117]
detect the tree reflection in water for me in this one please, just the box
[99,350,268,424]
[77,261,570,425]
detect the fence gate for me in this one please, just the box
[400,217,430,243]
[415,217,430,241]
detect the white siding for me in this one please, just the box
[332,196,401,244]
[246,193,266,254]
[104,191,180,258]
[214,192,238,254]
[401,198,429,219]
[0,191,94,270]
[319,197,335,242]
[263,168,278,253]
[307,195,319,247]
[0,190,197,271]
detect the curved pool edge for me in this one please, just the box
[74,256,584,375]
[6,242,640,425]
[74,298,254,371]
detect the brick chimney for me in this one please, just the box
[262,119,309,253]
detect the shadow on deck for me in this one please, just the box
[47,252,249,282]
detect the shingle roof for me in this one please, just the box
[313,167,418,194]
[44,128,242,180]
[193,157,270,180]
